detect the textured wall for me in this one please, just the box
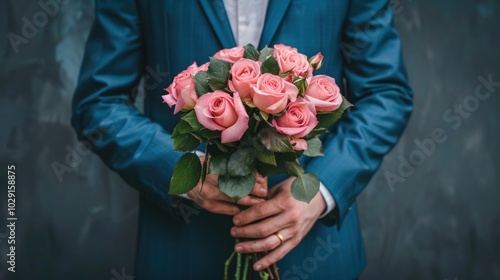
[0,0,499,279]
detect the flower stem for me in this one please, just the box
[242,254,250,280]
[235,252,242,280]
[224,251,236,280]
[271,263,280,280]
[258,270,269,280]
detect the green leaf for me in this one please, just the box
[227,149,256,176]
[169,153,201,194]
[250,133,277,166]
[276,152,298,162]
[181,111,202,129]
[172,132,200,151]
[303,138,324,157]
[284,161,305,177]
[259,46,274,62]
[260,55,280,75]
[279,68,293,79]
[306,127,328,138]
[213,140,230,153]
[196,129,221,139]
[219,172,256,201]
[182,111,221,139]
[259,127,294,153]
[256,148,276,166]
[207,57,231,91]
[172,119,193,135]
[294,77,308,96]
[209,154,229,175]
[290,173,320,203]
[243,44,259,60]
[259,111,272,126]
[192,71,212,97]
[283,161,320,203]
[316,97,354,128]
[256,161,287,177]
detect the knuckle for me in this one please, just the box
[283,197,295,208]
[289,211,301,223]
[276,197,291,210]
[290,236,301,247]
[255,204,267,216]
[203,200,214,210]
[256,227,269,237]
[263,241,275,251]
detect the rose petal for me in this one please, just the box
[162,94,176,108]
[291,138,308,151]
[272,119,308,137]
[173,93,185,114]
[305,95,341,112]
[195,93,225,131]
[221,91,249,143]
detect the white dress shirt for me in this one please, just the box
[178,1,336,219]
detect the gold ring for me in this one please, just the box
[274,232,285,246]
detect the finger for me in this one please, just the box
[197,182,234,203]
[195,199,240,216]
[250,177,268,198]
[236,195,266,206]
[253,238,297,271]
[268,177,294,197]
[234,228,291,254]
[231,213,291,238]
[203,173,218,185]
[233,199,282,226]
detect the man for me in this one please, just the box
[72,0,413,279]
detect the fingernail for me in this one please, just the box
[258,189,267,196]
[235,246,243,253]
[231,229,237,236]
[234,218,240,225]
[255,264,262,271]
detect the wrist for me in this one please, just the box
[311,191,327,219]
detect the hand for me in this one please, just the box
[187,157,268,215]
[230,177,326,271]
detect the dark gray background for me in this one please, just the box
[1,0,499,279]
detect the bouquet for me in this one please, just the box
[162,44,352,279]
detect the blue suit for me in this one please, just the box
[72,0,413,279]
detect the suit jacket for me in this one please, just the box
[72,0,413,279]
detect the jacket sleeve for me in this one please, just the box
[71,0,183,216]
[305,0,413,229]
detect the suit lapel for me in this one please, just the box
[198,0,237,48]
[259,0,291,49]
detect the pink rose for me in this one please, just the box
[274,44,297,52]
[308,52,324,70]
[272,98,318,139]
[273,44,313,79]
[198,62,210,71]
[228,59,261,99]
[304,75,342,112]
[194,90,249,143]
[162,62,202,114]
[251,73,298,114]
[213,46,244,64]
